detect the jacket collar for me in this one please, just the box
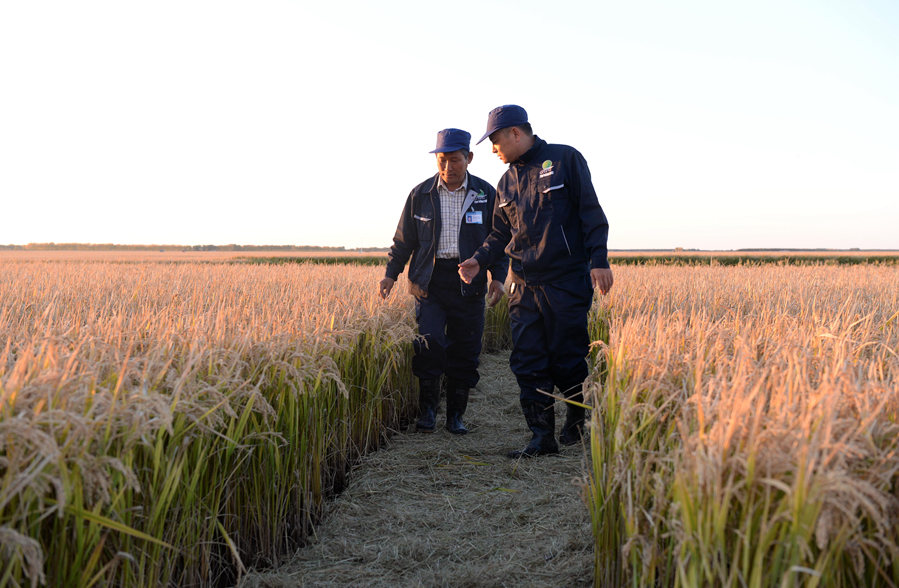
[428,172,469,193]
[437,173,469,193]
[514,136,546,166]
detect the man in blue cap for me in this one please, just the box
[380,128,508,435]
[459,105,613,457]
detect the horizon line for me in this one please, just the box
[2,243,897,253]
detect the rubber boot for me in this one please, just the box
[445,378,469,435]
[415,378,439,433]
[507,396,559,458]
[559,383,586,446]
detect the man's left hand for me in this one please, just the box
[591,268,614,295]
[486,280,505,307]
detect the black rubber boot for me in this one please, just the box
[507,396,559,458]
[559,383,586,446]
[416,378,440,433]
[445,379,469,435]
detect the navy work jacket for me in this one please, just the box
[473,137,609,285]
[386,173,509,298]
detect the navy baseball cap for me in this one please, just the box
[429,128,471,153]
[476,104,528,144]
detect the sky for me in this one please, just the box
[1,0,897,250]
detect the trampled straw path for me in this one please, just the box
[238,351,594,587]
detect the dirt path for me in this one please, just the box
[238,351,594,587]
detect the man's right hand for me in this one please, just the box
[458,258,480,284]
[590,267,614,295]
[379,277,395,299]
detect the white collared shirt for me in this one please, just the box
[436,174,467,259]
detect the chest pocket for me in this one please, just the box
[536,160,566,196]
[414,213,434,242]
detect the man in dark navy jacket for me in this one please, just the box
[459,105,613,457]
[380,128,508,435]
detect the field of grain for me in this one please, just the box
[3,255,898,587]
[586,264,899,586]
[0,261,420,586]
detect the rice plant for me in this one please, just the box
[586,264,899,587]
[0,261,417,586]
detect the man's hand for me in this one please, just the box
[486,280,505,307]
[590,268,614,295]
[379,277,395,299]
[458,258,480,284]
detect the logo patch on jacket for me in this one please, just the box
[539,160,555,178]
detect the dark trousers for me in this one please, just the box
[508,273,593,401]
[412,259,485,388]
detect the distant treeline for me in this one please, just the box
[244,256,388,266]
[242,254,899,267]
[608,255,899,266]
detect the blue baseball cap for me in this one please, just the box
[476,104,528,144]
[429,128,471,153]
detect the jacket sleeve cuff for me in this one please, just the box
[488,265,508,284]
[384,264,402,281]
[591,252,610,269]
[472,250,490,270]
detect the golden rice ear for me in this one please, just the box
[0,528,45,586]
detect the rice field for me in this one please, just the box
[2,255,898,586]
[0,261,422,586]
[586,264,899,586]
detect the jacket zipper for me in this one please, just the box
[560,226,572,256]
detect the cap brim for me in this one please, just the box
[476,124,509,145]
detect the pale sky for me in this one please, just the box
[2,1,897,250]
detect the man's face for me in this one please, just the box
[490,128,520,164]
[436,150,472,189]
